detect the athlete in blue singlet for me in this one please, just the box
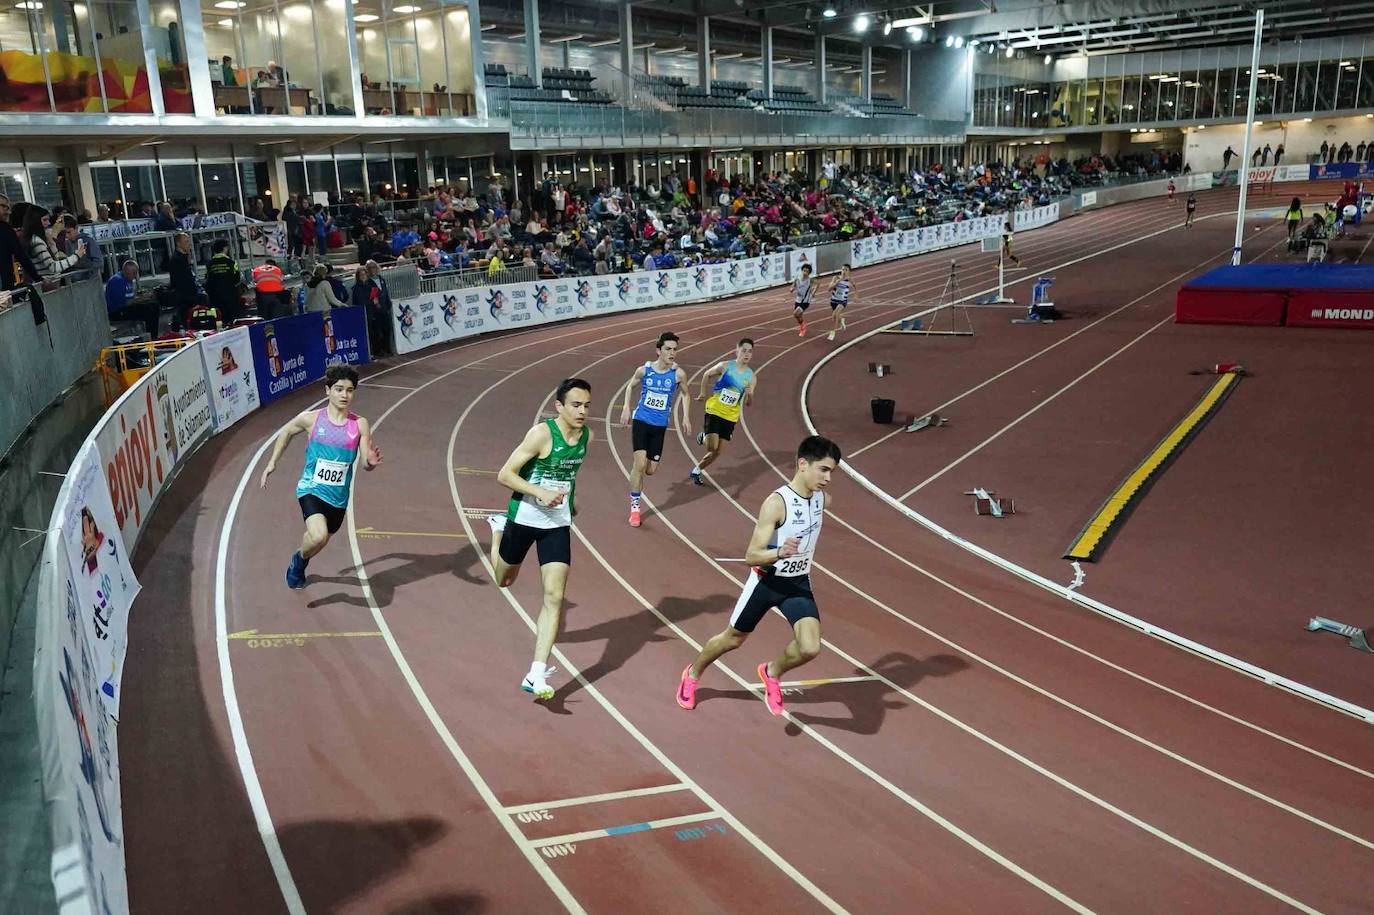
[260,364,383,589]
[618,331,690,527]
[690,337,756,486]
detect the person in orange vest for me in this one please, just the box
[252,258,289,318]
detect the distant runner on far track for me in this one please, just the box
[677,435,841,717]
[260,364,383,590]
[1184,192,1198,228]
[487,377,593,701]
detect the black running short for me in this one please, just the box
[703,413,736,441]
[498,520,572,567]
[793,300,811,312]
[298,494,347,534]
[830,299,848,310]
[729,570,820,633]
[631,419,667,462]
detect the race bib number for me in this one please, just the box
[311,458,351,486]
[773,553,812,577]
[717,388,741,407]
[540,479,571,495]
[643,390,670,411]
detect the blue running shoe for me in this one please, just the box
[285,551,307,589]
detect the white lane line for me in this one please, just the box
[361,382,420,391]
[528,813,723,849]
[897,311,1174,500]
[444,321,850,914]
[215,439,307,915]
[504,783,692,815]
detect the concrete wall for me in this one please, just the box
[0,281,111,461]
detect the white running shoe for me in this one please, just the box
[521,666,557,700]
[487,513,507,532]
[827,331,836,341]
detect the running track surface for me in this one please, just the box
[120,182,1374,914]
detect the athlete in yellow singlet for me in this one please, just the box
[690,338,756,486]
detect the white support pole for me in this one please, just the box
[1232,8,1264,266]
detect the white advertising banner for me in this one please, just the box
[789,246,818,277]
[198,326,260,432]
[35,533,128,915]
[57,441,142,717]
[94,342,214,547]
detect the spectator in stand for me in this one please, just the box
[312,204,333,257]
[166,231,203,320]
[59,215,102,278]
[364,260,394,356]
[105,260,160,338]
[204,238,242,322]
[303,263,345,313]
[282,197,303,263]
[0,195,41,290]
[153,201,178,232]
[1274,143,1285,166]
[23,207,84,280]
[1357,141,1368,164]
[1222,146,1235,170]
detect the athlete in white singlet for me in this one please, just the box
[676,435,842,717]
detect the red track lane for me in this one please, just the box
[120,184,1374,914]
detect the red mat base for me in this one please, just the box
[1174,288,1287,326]
[1285,290,1374,328]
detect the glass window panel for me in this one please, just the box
[1358,58,1374,109]
[162,163,201,209]
[1121,73,1141,123]
[201,163,239,212]
[203,2,252,113]
[147,0,192,112]
[277,0,322,113]
[285,160,307,195]
[93,166,122,212]
[1336,57,1359,109]
[1317,58,1339,110]
[239,161,269,207]
[0,6,49,112]
[366,156,394,195]
[1276,62,1296,113]
[336,159,365,198]
[1103,76,1122,124]
[119,164,160,218]
[392,156,417,197]
[305,160,336,201]
[27,165,66,209]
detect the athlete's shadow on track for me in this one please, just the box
[306,545,487,610]
[539,594,732,715]
[654,449,795,515]
[698,652,969,736]
[274,815,473,911]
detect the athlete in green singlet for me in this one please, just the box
[487,378,592,700]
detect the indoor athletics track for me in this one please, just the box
[121,180,1374,914]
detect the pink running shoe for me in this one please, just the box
[798,320,807,338]
[629,508,642,527]
[676,665,698,710]
[758,662,784,716]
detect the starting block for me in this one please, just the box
[1306,616,1373,653]
[905,413,947,433]
[965,487,1016,518]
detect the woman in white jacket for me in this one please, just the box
[303,263,344,313]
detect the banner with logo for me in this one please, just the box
[250,313,328,406]
[788,247,818,277]
[1309,162,1374,180]
[94,342,214,547]
[35,533,128,915]
[57,441,142,717]
[324,305,372,368]
[199,326,260,431]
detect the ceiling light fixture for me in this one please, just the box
[883,20,891,35]
[392,4,419,12]
[216,17,232,25]
[354,13,378,21]
[822,6,836,18]
[212,1,244,8]
[854,13,870,32]
[1005,45,1014,58]
[953,36,963,48]
[944,35,953,47]
[907,26,923,41]
[1043,53,1051,64]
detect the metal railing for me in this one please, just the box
[418,263,537,295]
